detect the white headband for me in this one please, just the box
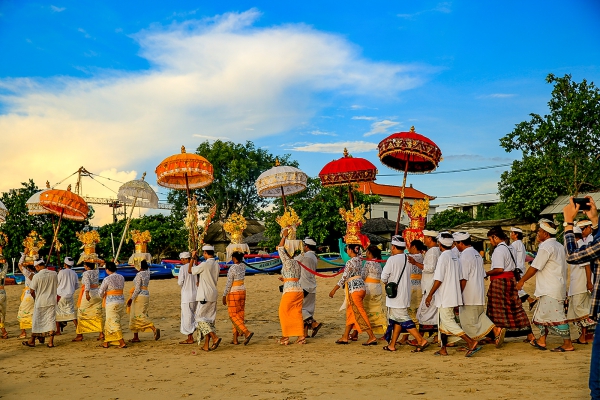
[452,232,470,242]
[303,237,317,246]
[577,220,592,228]
[510,227,523,233]
[64,257,74,266]
[438,232,454,247]
[201,245,214,251]
[422,230,438,237]
[538,219,557,235]
[179,252,191,259]
[573,226,582,234]
[34,259,45,267]
[391,235,406,247]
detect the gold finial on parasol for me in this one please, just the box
[181,145,186,153]
[410,126,415,132]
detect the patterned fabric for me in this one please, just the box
[278,246,302,293]
[564,231,600,321]
[81,269,99,291]
[486,276,532,336]
[459,305,495,340]
[76,294,103,334]
[131,270,150,301]
[223,263,246,296]
[55,295,77,322]
[0,290,5,329]
[533,296,570,338]
[98,273,125,305]
[197,320,216,342]
[17,293,34,329]
[129,294,155,333]
[438,307,465,337]
[104,302,124,344]
[279,291,304,337]
[196,301,217,341]
[337,256,365,293]
[32,305,56,337]
[227,290,250,336]
[345,284,372,333]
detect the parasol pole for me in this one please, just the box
[47,209,64,262]
[395,161,409,235]
[184,172,198,252]
[280,186,288,210]
[348,184,355,210]
[114,196,137,263]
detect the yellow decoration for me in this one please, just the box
[276,207,302,240]
[0,232,8,247]
[223,213,247,244]
[130,230,152,244]
[339,204,368,246]
[76,230,100,246]
[404,199,429,219]
[23,231,46,255]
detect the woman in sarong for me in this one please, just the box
[17,258,36,339]
[223,252,253,346]
[360,245,387,335]
[128,260,160,342]
[99,262,126,348]
[73,262,104,342]
[277,229,306,345]
[0,260,9,339]
[329,243,377,346]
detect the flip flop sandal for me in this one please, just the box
[335,339,349,345]
[551,346,574,352]
[465,346,483,357]
[411,342,431,353]
[179,341,194,345]
[22,341,35,347]
[154,329,161,341]
[99,344,109,349]
[362,340,378,346]
[128,339,141,343]
[311,323,323,338]
[243,332,254,346]
[210,337,222,351]
[46,344,55,348]
[495,328,506,348]
[433,351,448,356]
[574,339,589,345]
[529,339,547,351]
[382,345,396,352]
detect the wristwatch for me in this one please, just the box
[563,222,574,227]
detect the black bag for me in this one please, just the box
[501,243,522,280]
[385,256,407,299]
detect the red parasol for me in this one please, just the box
[378,126,442,234]
[319,148,377,209]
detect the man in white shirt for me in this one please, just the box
[178,251,198,344]
[381,235,429,352]
[295,238,323,338]
[23,260,58,348]
[409,230,441,338]
[425,233,482,357]
[517,219,573,352]
[55,256,79,334]
[190,245,221,351]
[454,232,505,347]
[510,227,537,310]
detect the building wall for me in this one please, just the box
[368,195,437,225]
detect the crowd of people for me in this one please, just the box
[0,197,598,397]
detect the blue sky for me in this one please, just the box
[1,1,599,223]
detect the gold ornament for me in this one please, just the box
[276,207,302,240]
[223,213,247,244]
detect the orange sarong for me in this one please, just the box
[227,288,250,336]
[345,285,371,333]
[278,291,304,337]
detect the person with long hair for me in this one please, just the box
[127,260,160,343]
[223,250,254,346]
[330,242,377,346]
[98,261,126,349]
[361,245,387,336]
[277,229,306,345]
[73,262,104,342]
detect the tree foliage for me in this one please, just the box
[167,140,297,221]
[475,202,515,221]
[97,214,187,262]
[0,180,91,265]
[499,74,600,219]
[426,209,473,231]
[258,178,381,249]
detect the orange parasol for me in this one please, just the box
[39,184,89,261]
[155,146,214,252]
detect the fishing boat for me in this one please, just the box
[337,238,390,264]
[73,262,174,281]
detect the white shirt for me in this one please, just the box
[29,269,58,307]
[491,243,517,271]
[568,239,590,296]
[192,258,219,302]
[57,268,79,297]
[178,261,197,303]
[421,246,441,294]
[296,251,317,293]
[531,238,567,301]
[459,247,486,306]
[433,250,463,308]
[511,240,526,273]
[381,253,411,309]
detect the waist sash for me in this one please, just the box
[103,289,124,307]
[283,278,299,282]
[232,280,244,287]
[410,274,422,280]
[364,277,380,284]
[490,271,515,281]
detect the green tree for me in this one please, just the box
[0,180,91,265]
[167,140,297,221]
[258,177,381,248]
[499,74,600,219]
[97,214,188,262]
[426,209,473,231]
[475,202,515,221]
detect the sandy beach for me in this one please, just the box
[0,273,591,400]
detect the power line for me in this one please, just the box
[434,192,498,199]
[376,163,512,177]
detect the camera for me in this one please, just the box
[573,197,591,211]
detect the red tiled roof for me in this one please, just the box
[357,181,435,200]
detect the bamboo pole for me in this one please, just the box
[47,209,64,262]
[280,186,288,210]
[114,196,137,263]
[395,161,409,235]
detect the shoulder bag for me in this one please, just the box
[385,255,408,299]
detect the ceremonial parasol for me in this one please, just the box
[0,200,7,223]
[378,126,442,234]
[113,172,159,262]
[155,146,214,252]
[26,181,52,215]
[319,148,377,209]
[39,184,89,260]
[255,159,308,209]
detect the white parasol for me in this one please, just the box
[26,181,52,215]
[255,159,308,208]
[0,200,7,223]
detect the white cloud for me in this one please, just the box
[193,134,230,140]
[78,28,91,39]
[477,93,516,99]
[363,119,400,137]
[288,141,377,153]
[50,5,66,12]
[352,116,377,121]
[0,9,433,225]
[307,130,337,136]
[398,2,452,19]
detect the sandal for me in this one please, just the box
[465,346,482,357]
[311,323,323,338]
[154,329,161,341]
[0,333,8,339]
[22,341,35,347]
[411,342,430,353]
[335,339,349,345]
[574,339,588,345]
[529,339,547,351]
[99,344,109,349]
[128,339,141,343]
[210,337,222,351]
[434,351,448,356]
[243,332,254,346]
[495,328,506,348]
[362,339,378,346]
[178,340,194,345]
[551,346,574,352]
[18,334,27,339]
[279,337,290,346]
[295,337,306,345]
[46,344,55,348]
[382,345,396,352]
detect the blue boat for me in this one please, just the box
[73,263,175,281]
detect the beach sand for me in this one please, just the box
[0,273,591,399]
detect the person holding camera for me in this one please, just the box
[562,196,600,399]
[380,235,429,352]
